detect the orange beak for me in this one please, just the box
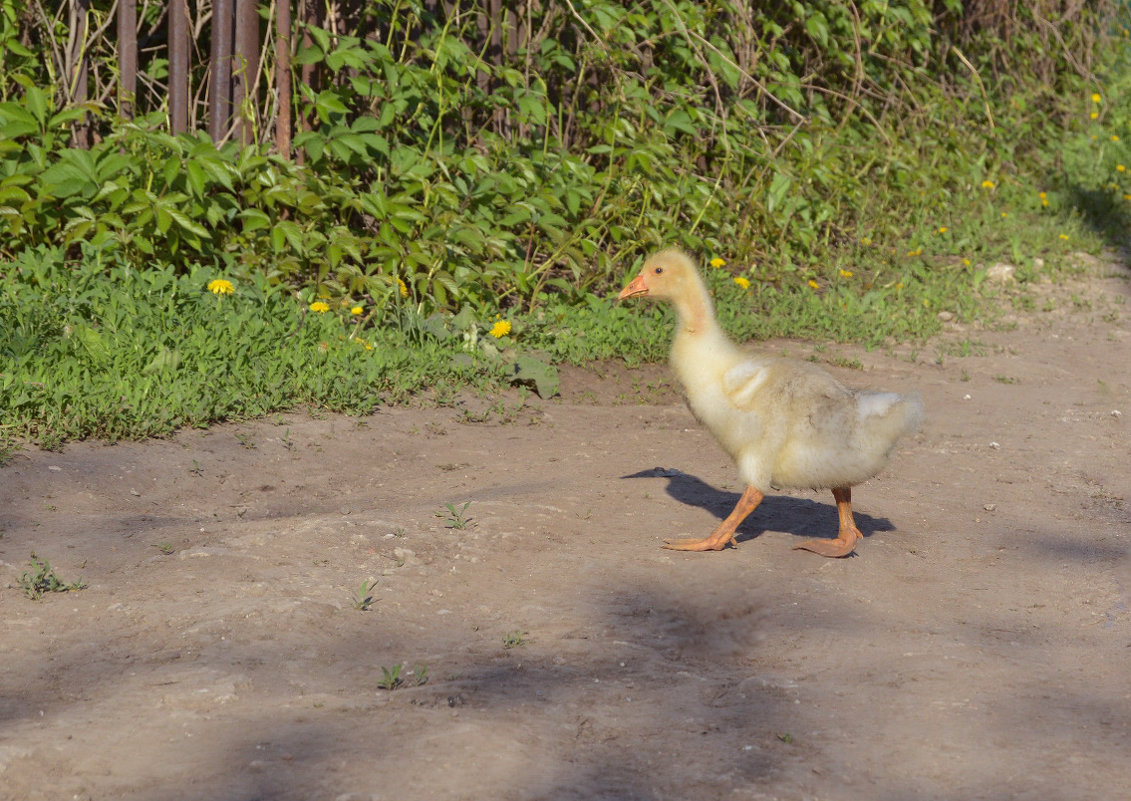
[618,273,649,301]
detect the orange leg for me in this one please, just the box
[663,486,764,552]
[792,486,861,558]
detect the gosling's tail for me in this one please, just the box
[856,391,924,451]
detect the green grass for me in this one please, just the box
[436,502,474,530]
[377,663,428,691]
[0,245,502,446]
[351,579,378,611]
[17,554,87,599]
[0,192,1117,450]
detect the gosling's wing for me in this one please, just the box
[720,359,771,412]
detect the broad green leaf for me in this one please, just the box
[24,86,48,126]
[766,171,792,215]
[239,208,272,233]
[167,208,209,239]
[39,162,93,198]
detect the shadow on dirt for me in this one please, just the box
[2,539,1124,801]
[1,586,796,801]
[622,467,896,545]
[1022,531,1129,565]
[1062,183,1131,288]
[1064,184,1131,245]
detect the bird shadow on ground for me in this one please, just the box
[622,467,895,545]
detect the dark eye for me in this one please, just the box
[653,267,664,275]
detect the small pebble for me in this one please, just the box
[984,504,997,512]
[989,442,1000,449]
[987,263,1016,283]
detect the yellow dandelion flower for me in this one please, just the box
[733,276,750,289]
[397,279,408,298]
[489,319,512,338]
[861,237,871,246]
[1059,234,1070,240]
[1038,191,1047,198]
[1041,199,1049,207]
[350,306,363,316]
[981,180,995,189]
[838,269,853,278]
[895,282,903,290]
[1092,93,1102,104]
[1114,135,1122,142]
[207,279,234,295]
[936,226,948,234]
[1124,194,1131,201]
[709,257,726,268]
[962,258,971,267]
[1091,111,1100,120]
[1001,212,1008,218]
[807,279,820,290]
[309,301,330,313]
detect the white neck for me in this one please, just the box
[670,271,724,342]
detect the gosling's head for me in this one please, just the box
[617,248,701,304]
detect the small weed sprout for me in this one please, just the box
[235,432,256,450]
[153,542,175,555]
[503,630,529,649]
[437,501,474,529]
[18,554,87,600]
[378,663,428,690]
[352,578,378,611]
[377,664,403,690]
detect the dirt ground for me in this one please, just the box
[2,265,1129,801]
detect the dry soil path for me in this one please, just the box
[1,273,1129,801]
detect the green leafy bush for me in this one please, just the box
[0,1,1120,322]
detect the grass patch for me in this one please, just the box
[0,245,500,446]
[17,554,87,600]
[436,502,474,530]
[351,579,378,611]
[377,663,428,691]
[0,208,1117,448]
